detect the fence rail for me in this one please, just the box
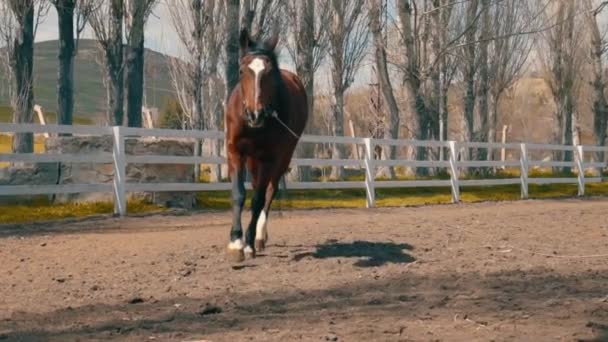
[1,123,606,215]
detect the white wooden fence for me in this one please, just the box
[1,123,606,216]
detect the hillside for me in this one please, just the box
[0,39,174,120]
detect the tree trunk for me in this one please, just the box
[225,0,240,101]
[11,4,36,153]
[56,0,75,129]
[398,1,430,176]
[488,94,499,160]
[126,3,146,128]
[106,1,124,126]
[589,10,608,172]
[369,0,399,179]
[461,0,478,169]
[476,0,491,163]
[330,88,345,180]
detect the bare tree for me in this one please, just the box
[224,0,240,101]
[240,0,284,41]
[89,0,124,126]
[50,0,96,128]
[124,0,158,127]
[368,0,399,178]
[461,0,479,151]
[395,0,440,174]
[168,0,224,180]
[204,3,227,182]
[285,0,331,180]
[585,0,608,166]
[432,0,459,158]
[326,0,369,180]
[538,0,584,169]
[486,0,532,158]
[0,0,48,153]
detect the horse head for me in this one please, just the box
[238,28,280,128]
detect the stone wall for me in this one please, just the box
[1,136,197,208]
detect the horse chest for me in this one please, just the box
[234,136,278,161]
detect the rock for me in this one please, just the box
[128,297,144,304]
[198,304,222,316]
[324,334,339,341]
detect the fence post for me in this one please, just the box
[363,138,375,208]
[448,141,460,203]
[112,126,127,216]
[519,143,529,199]
[575,145,585,196]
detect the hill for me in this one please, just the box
[0,39,174,121]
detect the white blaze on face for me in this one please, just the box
[248,57,266,115]
[256,210,268,242]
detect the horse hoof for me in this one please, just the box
[227,248,245,263]
[255,239,266,252]
[244,246,256,259]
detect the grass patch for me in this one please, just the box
[195,181,608,210]
[1,182,607,225]
[0,134,46,167]
[0,105,93,125]
[0,199,164,225]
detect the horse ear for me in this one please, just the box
[264,33,279,51]
[240,28,252,55]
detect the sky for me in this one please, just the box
[36,3,182,58]
[33,2,374,93]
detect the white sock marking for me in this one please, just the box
[244,245,254,254]
[248,58,265,113]
[256,210,268,241]
[228,239,244,250]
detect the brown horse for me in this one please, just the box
[224,29,308,262]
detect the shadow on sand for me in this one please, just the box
[293,240,415,267]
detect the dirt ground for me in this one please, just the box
[1,199,608,342]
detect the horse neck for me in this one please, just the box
[269,68,285,111]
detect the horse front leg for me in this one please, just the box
[227,164,246,262]
[255,179,279,252]
[244,165,271,259]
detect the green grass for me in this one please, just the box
[0,199,164,224]
[195,182,608,210]
[1,182,607,225]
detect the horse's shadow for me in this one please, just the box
[293,240,415,267]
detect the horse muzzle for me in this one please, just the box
[244,106,273,128]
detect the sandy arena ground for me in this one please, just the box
[1,198,608,341]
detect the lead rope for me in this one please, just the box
[270,111,300,139]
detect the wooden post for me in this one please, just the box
[364,138,375,208]
[448,141,460,203]
[520,143,529,199]
[348,119,361,161]
[500,125,508,168]
[112,126,127,216]
[575,145,585,196]
[34,105,49,138]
